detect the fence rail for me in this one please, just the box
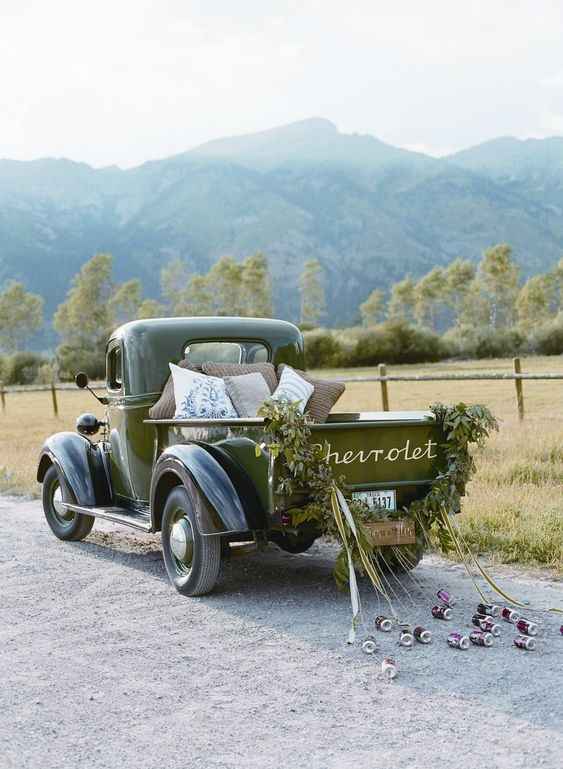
[0,359,561,421]
[336,358,563,420]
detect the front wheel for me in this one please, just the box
[161,485,222,596]
[42,464,95,541]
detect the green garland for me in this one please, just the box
[258,399,498,587]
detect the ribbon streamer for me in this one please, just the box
[441,507,562,614]
[330,484,398,641]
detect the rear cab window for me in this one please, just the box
[183,340,269,365]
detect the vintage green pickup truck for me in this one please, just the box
[38,317,444,596]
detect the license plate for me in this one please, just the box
[364,520,416,546]
[352,489,396,511]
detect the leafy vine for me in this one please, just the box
[257,399,497,586]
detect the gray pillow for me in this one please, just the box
[224,372,271,417]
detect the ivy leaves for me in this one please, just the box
[257,398,498,580]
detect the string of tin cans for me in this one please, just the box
[359,589,562,678]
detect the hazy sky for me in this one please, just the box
[2,0,563,167]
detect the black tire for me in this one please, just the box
[161,485,222,596]
[42,464,95,541]
[376,542,424,573]
[270,530,318,554]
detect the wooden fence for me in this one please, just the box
[0,358,562,420]
[337,358,563,421]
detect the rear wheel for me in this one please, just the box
[270,530,318,554]
[161,485,222,596]
[42,464,95,541]
[376,542,424,573]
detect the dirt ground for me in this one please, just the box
[1,497,562,769]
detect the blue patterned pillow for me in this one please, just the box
[169,363,238,419]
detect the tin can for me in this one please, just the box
[469,630,494,647]
[478,617,501,637]
[432,605,452,620]
[361,635,378,655]
[381,656,398,679]
[398,629,414,647]
[375,615,393,632]
[477,603,501,618]
[516,618,538,637]
[501,607,520,624]
[447,632,469,650]
[514,635,536,651]
[560,625,563,636]
[437,589,455,607]
[413,626,432,644]
[471,613,489,628]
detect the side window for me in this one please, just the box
[107,346,123,390]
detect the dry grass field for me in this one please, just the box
[1,355,562,572]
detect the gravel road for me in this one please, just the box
[1,497,562,769]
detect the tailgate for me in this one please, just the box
[310,410,442,510]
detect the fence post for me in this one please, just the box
[513,357,524,421]
[378,363,389,411]
[50,381,59,418]
[0,381,5,414]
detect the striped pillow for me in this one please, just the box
[277,364,345,423]
[271,365,314,413]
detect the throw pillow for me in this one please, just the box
[271,365,314,413]
[201,362,278,394]
[148,360,202,419]
[224,372,271,417]
[169,363,238,420]
[277,364,345,423]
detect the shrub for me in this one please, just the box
[56,344,105,381]
[349,320,447,367]
[444,325,525,359]
[3,352,48,385]
[303,329,344,368]
[531,315,563,355]
[36,362,57,385]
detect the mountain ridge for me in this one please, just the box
[1,118,563,340]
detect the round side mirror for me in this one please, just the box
[75,372,89,389]
[76,413,100,436]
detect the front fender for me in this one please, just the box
[151,444,256,535]
[37,432,111,506]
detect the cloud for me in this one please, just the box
[1,0,563,166]
[540,71,563,88]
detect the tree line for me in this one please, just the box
[0,252,326,381]
[1,242,563,383]
[359,243,563,334]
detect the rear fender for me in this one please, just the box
[151,444,261,535]
[37,432,111,506]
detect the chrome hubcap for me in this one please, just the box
[170,517,194,566]
[53,483,73,521]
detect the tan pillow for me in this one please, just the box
[201,362,278,394]
[148,360,202,419]
[277,364,345,423]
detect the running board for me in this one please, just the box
[64,503,152,532]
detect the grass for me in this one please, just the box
[1,355,562,572]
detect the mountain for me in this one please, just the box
[189,117,433,172]
[449,136,563,178]
[1,118,563,342]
